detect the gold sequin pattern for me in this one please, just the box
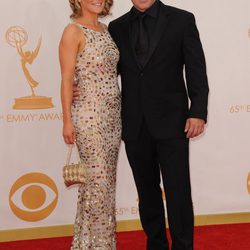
[70,21,121,250]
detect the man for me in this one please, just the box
[75,0,209,249]
[108,1,208,249]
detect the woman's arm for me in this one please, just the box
[59,24,85,144]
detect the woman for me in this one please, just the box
[59,0,121,249]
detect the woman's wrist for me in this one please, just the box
[63,117,73,124]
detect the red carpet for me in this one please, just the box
[1,223,250,250]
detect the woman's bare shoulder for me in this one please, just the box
[63,23,82,37]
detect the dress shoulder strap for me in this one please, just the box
[100,22,108,31]
[70,19,85,30]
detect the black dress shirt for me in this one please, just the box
[131,0,160,66]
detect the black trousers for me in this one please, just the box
[125,121,194,250]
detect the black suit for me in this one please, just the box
[109,1,209,249]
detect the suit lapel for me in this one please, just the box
[144,3,171,68]
[121,12,141,70]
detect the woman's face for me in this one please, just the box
[80,0,105,15]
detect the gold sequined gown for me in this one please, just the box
[70,21,121,250]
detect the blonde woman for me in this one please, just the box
[59,0,121,249]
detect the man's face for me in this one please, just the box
[131,0,156,12]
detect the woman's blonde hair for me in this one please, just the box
[69,0,113,18]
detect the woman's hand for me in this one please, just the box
[63,121,76,144]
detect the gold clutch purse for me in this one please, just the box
[63,143,87,187]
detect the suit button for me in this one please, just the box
[140,73,143,77]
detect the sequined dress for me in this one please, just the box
[70,21,121,250]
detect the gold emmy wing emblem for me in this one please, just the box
[5,26,54,109]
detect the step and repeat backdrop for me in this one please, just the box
[0,0,250,234]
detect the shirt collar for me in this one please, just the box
[132,0,159,20]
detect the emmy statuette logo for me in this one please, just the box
[5,26,54,110]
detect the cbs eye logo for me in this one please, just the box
[9,172,58,222]
[247,172,250,195]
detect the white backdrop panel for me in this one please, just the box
[0,0,249,231]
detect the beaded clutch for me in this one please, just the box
[63,143,87,187]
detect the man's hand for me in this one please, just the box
[184,118,205,138]
[72,84,80,101]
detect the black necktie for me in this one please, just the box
[135,13,149,67]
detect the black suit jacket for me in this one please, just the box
[109,2,209,141]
